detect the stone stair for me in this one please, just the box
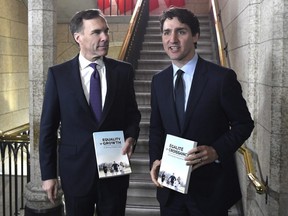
[125,14,232,216]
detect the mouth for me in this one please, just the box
[168,45,180,52]
[98,46,108,49]
[97,44,109,49]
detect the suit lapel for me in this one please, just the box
[183,57,208,131]
[99,57,117,124]
[161,66,183,133]
[69,56,96,123]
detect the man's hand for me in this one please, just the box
[185,145,219,170]
[42,179,59,204]
[122,137,135,159]
[150,160,162,187]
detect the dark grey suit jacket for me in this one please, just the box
[149,56,254,215]
[39,55,141,196]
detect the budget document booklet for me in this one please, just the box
[158,134,197,194]
[93,130,132,178]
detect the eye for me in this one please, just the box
[93,30,101,35]
[178,30,186,35]
[104,28,110,34]
[162,30,170,36]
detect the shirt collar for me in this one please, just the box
[79,54,104,70]
[172,53,198,77]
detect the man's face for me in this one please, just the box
[162,17,199,67]
[74,17,109,61]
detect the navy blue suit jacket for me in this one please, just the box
[39,55,141,196]
[149,56,254,215]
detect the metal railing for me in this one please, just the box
[211,0,267,194]
[0,124,30,216]
[238,147,267,194]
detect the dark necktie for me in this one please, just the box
[89,63,102,123]
[174,69,185,129]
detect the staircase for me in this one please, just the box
[125,14,219,216]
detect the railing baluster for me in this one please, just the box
[20,144,24,210]
[1,124,30,216]
[14,143,19,216]
[9,145,13,216]
[1,143,7,216]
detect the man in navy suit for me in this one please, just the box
[39,9,141,216]
[149,7,254,216]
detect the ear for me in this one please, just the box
[74,32,81,44]
[192,33,199,43]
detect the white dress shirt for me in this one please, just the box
[78,54,107,109]
[172,53,198,111]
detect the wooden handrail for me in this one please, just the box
[211,0,227,66]
[211,0,266,194]
[118,0,143,60]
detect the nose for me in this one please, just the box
[101,32,109,41]
[170,31,178,43]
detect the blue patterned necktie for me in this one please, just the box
[174,69,185,130]
[89,63,102,123]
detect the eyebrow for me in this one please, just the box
[163,27,188,32]
[91,27,109,33]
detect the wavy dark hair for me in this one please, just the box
[159,7,200,48]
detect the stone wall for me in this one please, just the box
[0,0,28,132]
[218,0,288,215]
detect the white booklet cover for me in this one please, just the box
[93,130,132,178]
[158,134,197,194]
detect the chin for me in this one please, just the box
[169,56,181,61]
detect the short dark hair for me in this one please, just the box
[159,7,200,48]
[69,9,106,35]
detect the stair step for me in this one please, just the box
[134,80,152,93]
[125,206,160,216]
[138,106,151,121]
[128,181,156,197]
[126,196,159,207]
[129,180,154,188]
[126,197,160,216]
[131,152,149,163]
[134,138,149,154]
[137,59,171,70]
[139,50,169,60]
[127,196,159,208]
[136,138,149,144]
[135,69,159,80]
[136,92,151,105]
[139,121,149,138]
[125,207,160,216]
[130,172,151,181]
[134,144,149,154]
[130,152,150,174]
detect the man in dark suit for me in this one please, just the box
[39,9,141,216]
[149,7,254,216]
